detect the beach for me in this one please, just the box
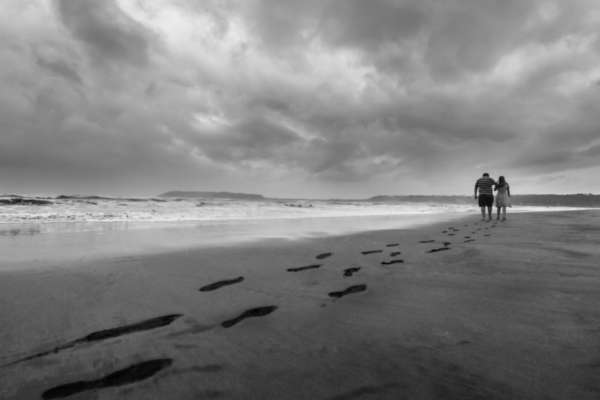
[1,210,599,399]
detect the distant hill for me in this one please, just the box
[367,194,600,207]
[158,191,265,201]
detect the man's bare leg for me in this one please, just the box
[480,207,486,221]
[487,206,493,221]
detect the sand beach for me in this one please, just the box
[1,210,599,399]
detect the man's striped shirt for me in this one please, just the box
[475,177,496,195]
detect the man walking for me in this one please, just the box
[474,173,496,221]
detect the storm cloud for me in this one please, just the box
[1,0,599,197]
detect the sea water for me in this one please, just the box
[0,194,579,224]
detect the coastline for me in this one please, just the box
[0,212,473,271]
[1,210,599,399]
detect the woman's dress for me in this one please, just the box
[495,184,511,207]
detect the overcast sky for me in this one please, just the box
[1,0,600,198]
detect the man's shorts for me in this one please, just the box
[478,194,494,207]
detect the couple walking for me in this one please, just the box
[474,173,511,222]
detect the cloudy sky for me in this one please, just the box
[1,0,600,198]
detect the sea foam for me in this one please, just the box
[0,195,585,224]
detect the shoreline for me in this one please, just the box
[1,208,597,272]
[0,212,474,272]
[1,210,599,399]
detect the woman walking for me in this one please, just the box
[494,176,511,221]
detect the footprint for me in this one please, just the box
[443,242,451,246]
[361,250,383,255]
[464,239,475,243]
[287,265,321,272]
[381,260,404,265]
[464,236,470,239]
[316,253,332,260]
[453,229,460,232]
[343,267,361,277]
[484,234,490,237]
[390,252,402,256]
[82,315,182,342]
[200,277,244,292]
[448,234,456,236]
[221,306,278,328]
[442,231,447,233]
[420,240,434,243]
[41,359,173,399]
[427,248,450,253]
[328,284,367,298]
[386,243,399,247]
[6,315,182,366]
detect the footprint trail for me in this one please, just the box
[361,250,383,255]
[4,315,182,366]
[343,268,361,277]
[427,248,450,253]
[287,265,321,272]
[316,253,333,260]
[200,277,244,292]
[221,306,278,328]
[381,260,404,265]
[328,284,367,299]
[41,359,173,399]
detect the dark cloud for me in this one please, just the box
[194,115,303,165]
[144,82,156,95]
[421,0,535,80]
[522,151,574,168]
[251,0,429,51]
[1,0,600,196]
[323,0,428,49]
[54,0,154,67]
[305,138,366,175]
[579,144,600,157]
[36,55,82,84]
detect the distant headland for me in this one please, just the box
[158,191,265,201]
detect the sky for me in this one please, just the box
[1,0,600,199]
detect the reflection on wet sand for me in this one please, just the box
[0,214,469,271]
[0,226,42,237]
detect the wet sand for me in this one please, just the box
[0,210,599,399]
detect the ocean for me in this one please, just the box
[0,194,582,224]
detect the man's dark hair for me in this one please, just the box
[483,173,489,177]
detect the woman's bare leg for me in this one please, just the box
[496,208,500,219]
[501,206,507,221]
